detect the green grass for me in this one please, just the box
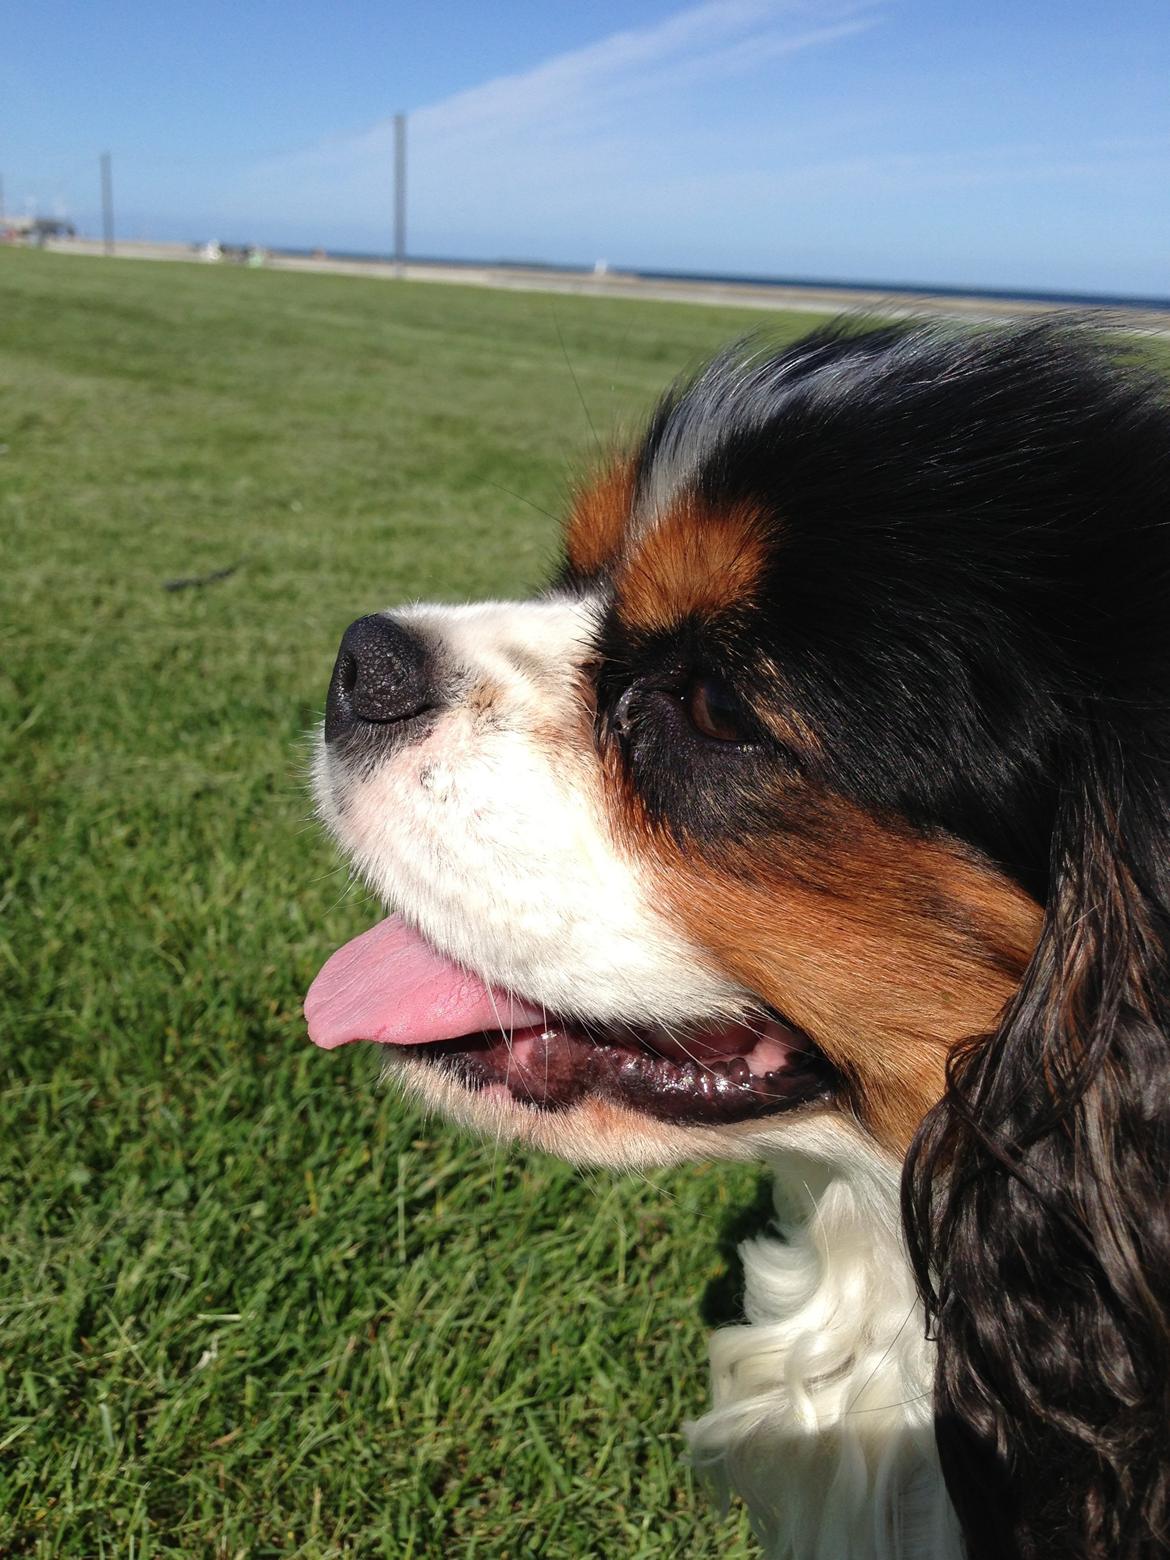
[0,248,824,1558]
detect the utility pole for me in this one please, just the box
[393,112,406,273]
[100,152,114,255]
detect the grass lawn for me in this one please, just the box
[0,248,828,1558]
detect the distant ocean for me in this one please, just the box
[272,248,1170,313]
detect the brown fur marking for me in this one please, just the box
[610,782,1042,1152]
[565,459,636,577]
[617,499,771,634]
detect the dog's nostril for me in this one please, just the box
[325,615,438,743]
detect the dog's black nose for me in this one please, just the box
[325,614,436,742]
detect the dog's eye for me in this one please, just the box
[684,675,753,743]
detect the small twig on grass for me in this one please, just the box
[163,560,246,592]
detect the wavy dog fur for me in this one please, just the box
[690,1122,961,1560]
[906,733,1170,1558]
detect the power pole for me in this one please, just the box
[100,152,114,255]
[393,112,406,273]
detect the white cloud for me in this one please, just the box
[213,0,1168,295]
[410,2,874,145]
[230,0,882,247]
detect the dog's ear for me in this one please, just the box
[903,725,1170,1559]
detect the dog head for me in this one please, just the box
[306,319,1170,1557]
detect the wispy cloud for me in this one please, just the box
[411,1,876,144]
[215,0,1168,296]
[231,0,882,242]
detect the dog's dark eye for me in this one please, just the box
[684,675,753,743]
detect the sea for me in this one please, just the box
[270,248,1170,314]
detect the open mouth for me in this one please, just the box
[405,1018,832,1124]
[305,915,836,1126]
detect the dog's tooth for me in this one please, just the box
[727,1056,751,1087]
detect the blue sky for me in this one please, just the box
[6,0,1169,297]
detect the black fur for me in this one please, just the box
[628,323,1166,880]
[904,726,1170,1557]
[586,320,1170,1556]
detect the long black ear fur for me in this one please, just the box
[905,720,1170,1558]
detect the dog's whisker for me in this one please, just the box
[541,1003,550,1101]
[844,1303,920,1416]
[484,982,540,1106]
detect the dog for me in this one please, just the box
[305,319,1170,1560]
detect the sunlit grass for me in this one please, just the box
[0,248,827,1557]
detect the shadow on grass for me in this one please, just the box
[700,1169,778,1329]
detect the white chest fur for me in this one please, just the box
[687,1131,961,1560]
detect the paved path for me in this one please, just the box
[39,237,1170,334]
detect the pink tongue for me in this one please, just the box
[305,915,546,1051]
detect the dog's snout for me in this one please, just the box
[325,615,436,742]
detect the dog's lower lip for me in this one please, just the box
[395,1017,835,1125]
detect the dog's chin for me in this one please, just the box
[380,1019,841,1170]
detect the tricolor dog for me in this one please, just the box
[307,321,1170,1560]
